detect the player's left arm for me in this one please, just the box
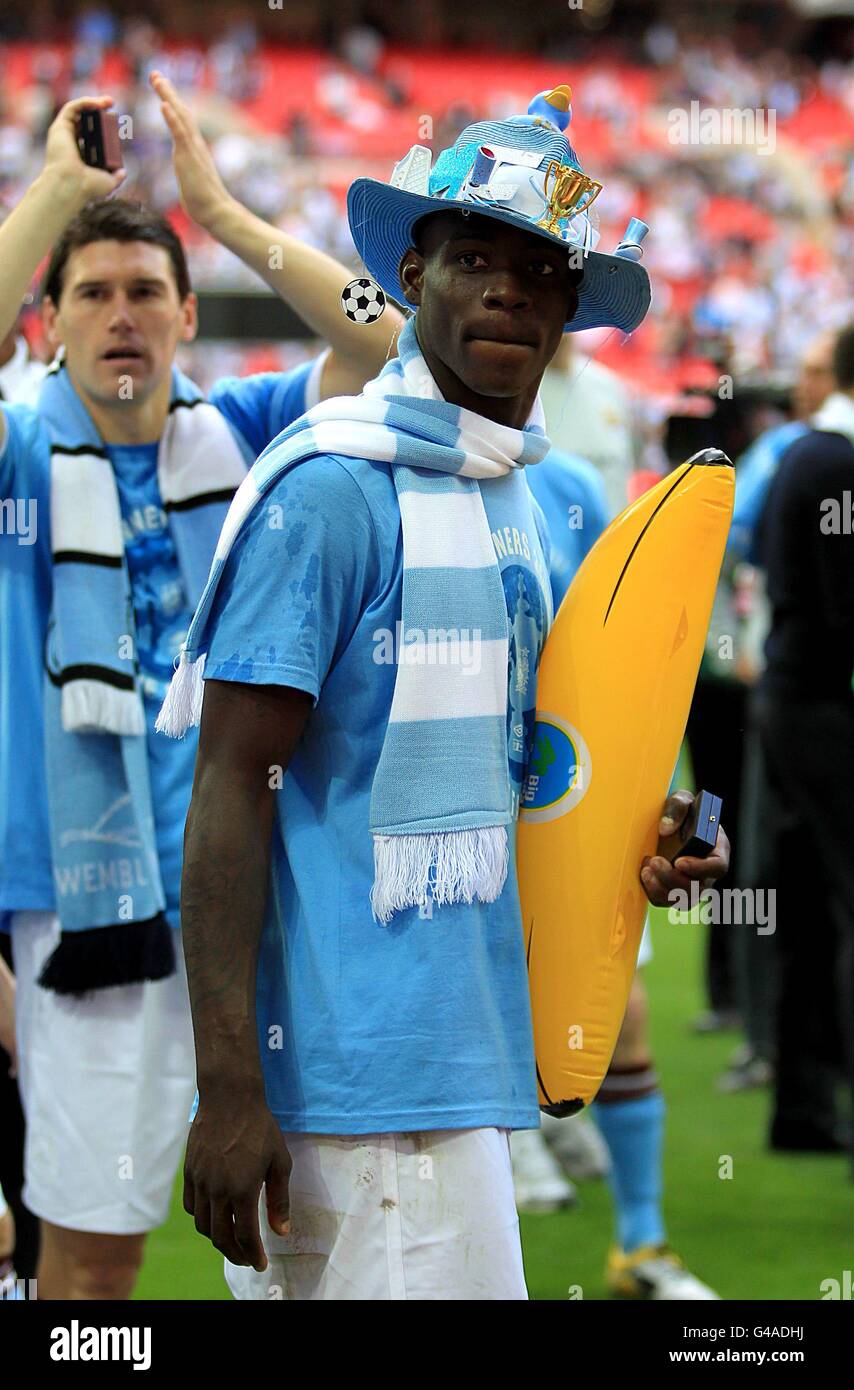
[150,71,403,398]
[639,789,730,907]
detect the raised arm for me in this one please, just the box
[0,95,125,452]
[180,677,312,1269]
[150,71,403,398]
[0,95,125,346]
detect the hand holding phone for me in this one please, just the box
[42,97,125,204]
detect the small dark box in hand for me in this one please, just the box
[659,789,722,865]
[76,109,123,172]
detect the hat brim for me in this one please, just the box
[347,177,651,335]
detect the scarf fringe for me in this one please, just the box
[370,826,509,924]
[155,651,206,738]
[61,680,145,737]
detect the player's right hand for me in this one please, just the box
[43,95,126,203]
[183,1098,292,1271]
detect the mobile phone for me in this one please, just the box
[658,789,722,865]
[76,109,123,172]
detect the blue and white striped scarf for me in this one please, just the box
[39,359,252,969]
[158,316,550,921]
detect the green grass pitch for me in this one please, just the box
[136,906,852,1301]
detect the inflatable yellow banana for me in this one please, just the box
[517,448,734,1114]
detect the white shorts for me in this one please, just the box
[12,911,196,1235]
[225,1127,528,1301]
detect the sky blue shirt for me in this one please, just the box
[203,453,554,1134]
[526,447,609,611]
[0,403,53,914]
[0,360,319,926]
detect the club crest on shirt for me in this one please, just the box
[520,714,591,823]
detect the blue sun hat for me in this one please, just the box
[347,85,651,334]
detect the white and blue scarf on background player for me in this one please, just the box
[158,315,550,922]
[38,359,252,991]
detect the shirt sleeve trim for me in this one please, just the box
[203,663,320,703]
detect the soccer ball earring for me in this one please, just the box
[341,277,386,323]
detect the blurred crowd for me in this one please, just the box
[0,10,851,396]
